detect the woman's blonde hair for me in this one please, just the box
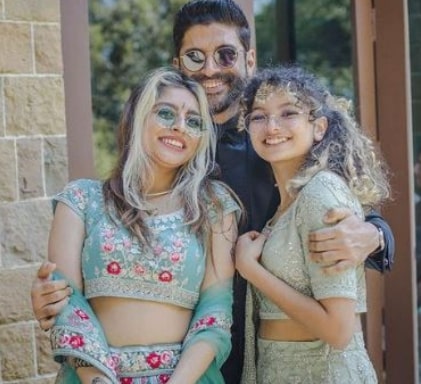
[103,67,218,243]
[241,65,390,209]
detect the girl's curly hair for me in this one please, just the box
[240,64,390,209]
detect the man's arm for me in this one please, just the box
[31,261,72,330]
[308,208,394,274]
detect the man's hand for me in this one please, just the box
[308,208,379,275]
[31,261,72,331]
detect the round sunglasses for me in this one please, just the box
[180,46,242,72]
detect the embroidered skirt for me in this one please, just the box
[55,342,182,384]
[256,332,378,384]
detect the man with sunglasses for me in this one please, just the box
[31,1,394,383]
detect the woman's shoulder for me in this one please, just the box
[297,170,362,217]
[53,179,104,215]
[204,180,242,222]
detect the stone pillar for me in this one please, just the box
[0,0,67,382]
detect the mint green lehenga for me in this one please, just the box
[242,171,378,384]
[49,179,239,384]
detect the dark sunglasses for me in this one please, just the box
[180,46,242,72]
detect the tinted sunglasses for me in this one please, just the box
[180,46,242,72]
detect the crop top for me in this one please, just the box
[53,179,240,310]
[255,171,367,320]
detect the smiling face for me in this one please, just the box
[143,86,203,177]
[173,22,256,124]
[248,90,327,172]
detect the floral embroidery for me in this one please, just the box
[120,378,133,384]
[158,271,172,283]
[107,261,122,275]
[75,309,89,320]
[54,179,239,310]
[159,374,171,383]
[146,352,161,369]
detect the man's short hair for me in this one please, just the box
[173,0,251,56]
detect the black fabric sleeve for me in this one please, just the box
[365,210,395,272]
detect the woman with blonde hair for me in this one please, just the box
[48,67,241,384]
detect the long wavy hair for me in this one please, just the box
[103,67,218,244]
[240,65,390,209]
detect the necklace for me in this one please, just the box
[144,189,173,198]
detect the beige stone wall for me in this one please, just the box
[0,0,67,382]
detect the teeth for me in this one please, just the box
[161,138,184,148]
[202,79,223,89]
[265,136,289,145]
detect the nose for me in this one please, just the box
[170,115,187,133]
[266,115,281,132]
[201,54,220,77]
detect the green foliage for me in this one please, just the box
[255,0,353,98]
[89,0,185,178]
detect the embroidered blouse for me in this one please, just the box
[255,171,367,320]
[53,179,240,310]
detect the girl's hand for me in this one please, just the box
[235,230,266,281]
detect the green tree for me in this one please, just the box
[89,0,185,178]
[255,0,353,98]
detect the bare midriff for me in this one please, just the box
[259,314,362,341]
[90,297,192,346]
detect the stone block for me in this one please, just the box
[5,0,60,22]
[36,326,60,375]
[0,200,52,267]
[0,323,35,380]
[17,137,44,200]
[44,136,68,196]
[34,24,63,74]
[0,138,18,202]
[0,79,4,135]
[0,267,38,324]
[5,77,65,136]
[0,22,32,74]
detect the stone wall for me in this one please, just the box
[0,0,67,382]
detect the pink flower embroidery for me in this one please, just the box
[170,252,181,262]
[102,243,115,253]
[120,378,133,384]
[206,317,216,326]
[159,374,170,383]
[123,238,132,248]
[158,271,172,283]
[173,239,183,247]
[160,350,173,365]
[107,261,122,275]
[146,352,161,368]
[69,335,85,348]
[134,264,145,275]
[74,309,89,320]
[58,334,71,347]
[153,245,163,256]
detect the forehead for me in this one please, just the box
[156,86,199,111]
[252,87,297,108]
[180,22,242,53]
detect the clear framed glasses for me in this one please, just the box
[152,106,206,137]
[180,46,242,72]
[245,110,307,131]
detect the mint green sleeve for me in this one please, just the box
[296,172,364,302]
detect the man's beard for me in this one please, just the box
[191,73,246,115]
